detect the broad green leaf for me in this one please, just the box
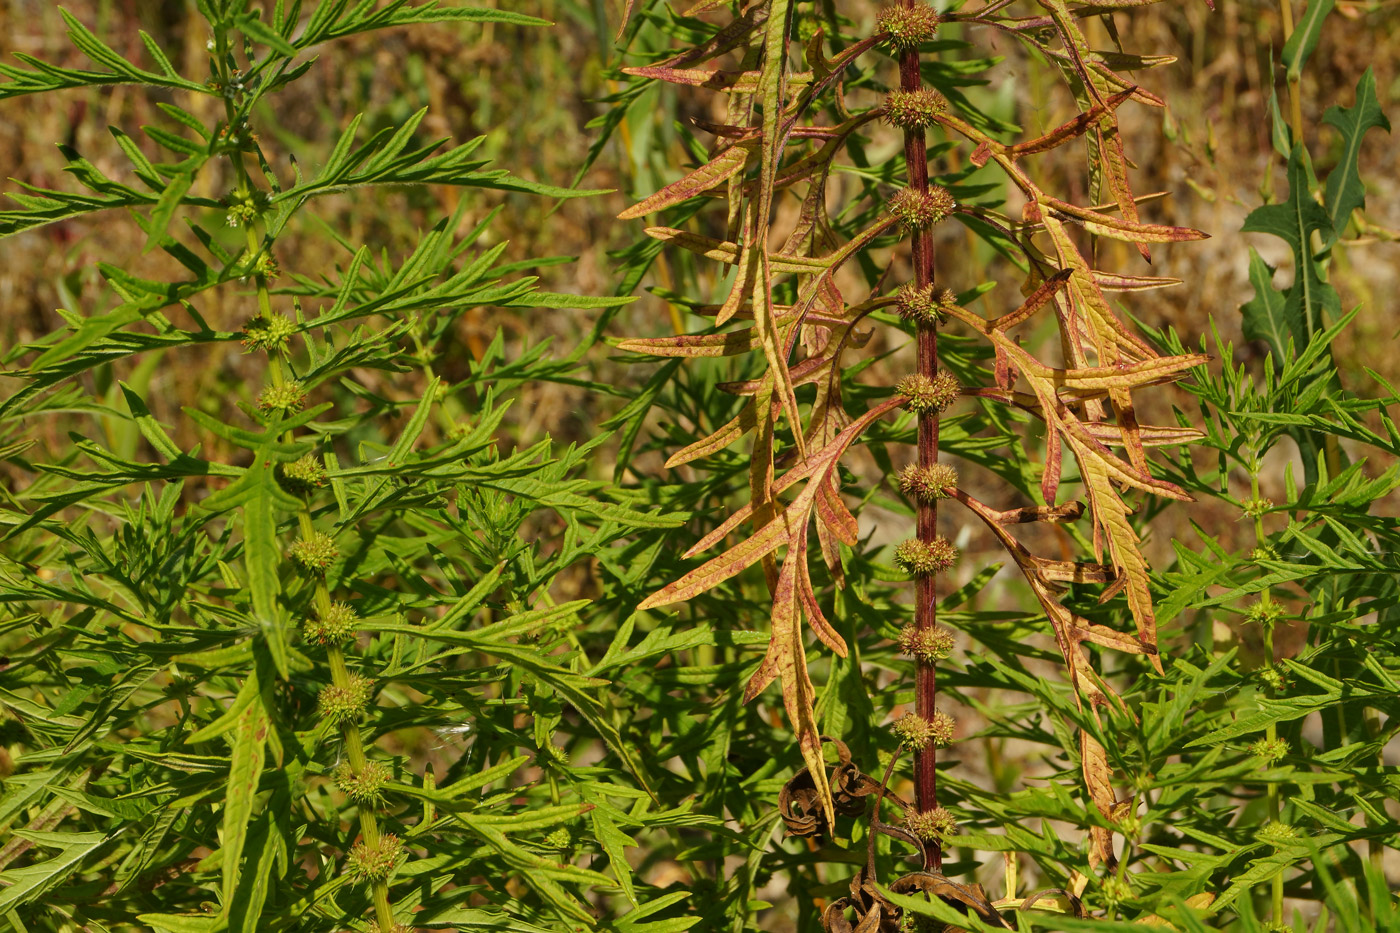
[1240,248,1295,363]
[1322,68,1391,240]
[1241,145,1340,354]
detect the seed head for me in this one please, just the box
[904,806,957,842]
[346,833,403,882]
[894,283,958,327]
[1248,737,1290,761]
[896,371,960,414]
[877,4,941,52]
[884,89,948,131]
[892,713,935,750]
[892,711,955,750]
[889,186,956,230]
[929,710,955,747]
[257,380,306,414]
[894,536,958,577]
[545,827,573,849]
[304,601,359,646]
[895,283,937,325]
[278,454,326,495]
[935,288,960,316]
[897,463,957,503]
[318,674,374,725]
[241,313,295,353]
[334,760,391,804]
[897,623,955,663]
[290,532,338,575]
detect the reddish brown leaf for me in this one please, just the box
[618,145,750,220]
[645,398,904,606]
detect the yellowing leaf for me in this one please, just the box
[618,145,750,220]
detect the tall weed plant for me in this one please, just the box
[0,1,1396,932]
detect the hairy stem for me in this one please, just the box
[897,0,942,871]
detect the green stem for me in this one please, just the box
[220,61,398,928]
[1278,0,1304,144]
[1250,458,1285,928]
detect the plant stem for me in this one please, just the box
[897,0,941,871]
[1277,0,1305,143]
[1250,462,1285,928]
[230,131,400,932]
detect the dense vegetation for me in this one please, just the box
[0,2,1396,932]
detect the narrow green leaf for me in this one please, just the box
[242,462,289,679]
[1239,248,1295,362]
[1281,0,1336,81]
[219,685,269,908]
[235,12,297,56]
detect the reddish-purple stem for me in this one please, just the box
[898,1,942,871]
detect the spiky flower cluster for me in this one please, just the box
[257,381,306,414]
[334,760,391,804]
[897,463,957,503]
[888,186,956,230]
[904,806,957,842]
[892,713,935,750]
[346,833,403,882]
[254,251,280,280]
[883,88,947,130]
[1256,821,1299,847]
[1249,737,1290,762]
[241,313,295,353]
[876,3,940,52]
[892,711,955,750]
[1245,599,1284,627]
[1101,876,1132,905]
[896,371,960,414]
[894,536,958,577]
[898,623,954,663]
[279,454,326,495]
[290,532,338,575]
[304,602,359,646]
[544,827,573,849]
[318,674,374,725]
[894,283,958,327]
[1256,665,1291,691]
